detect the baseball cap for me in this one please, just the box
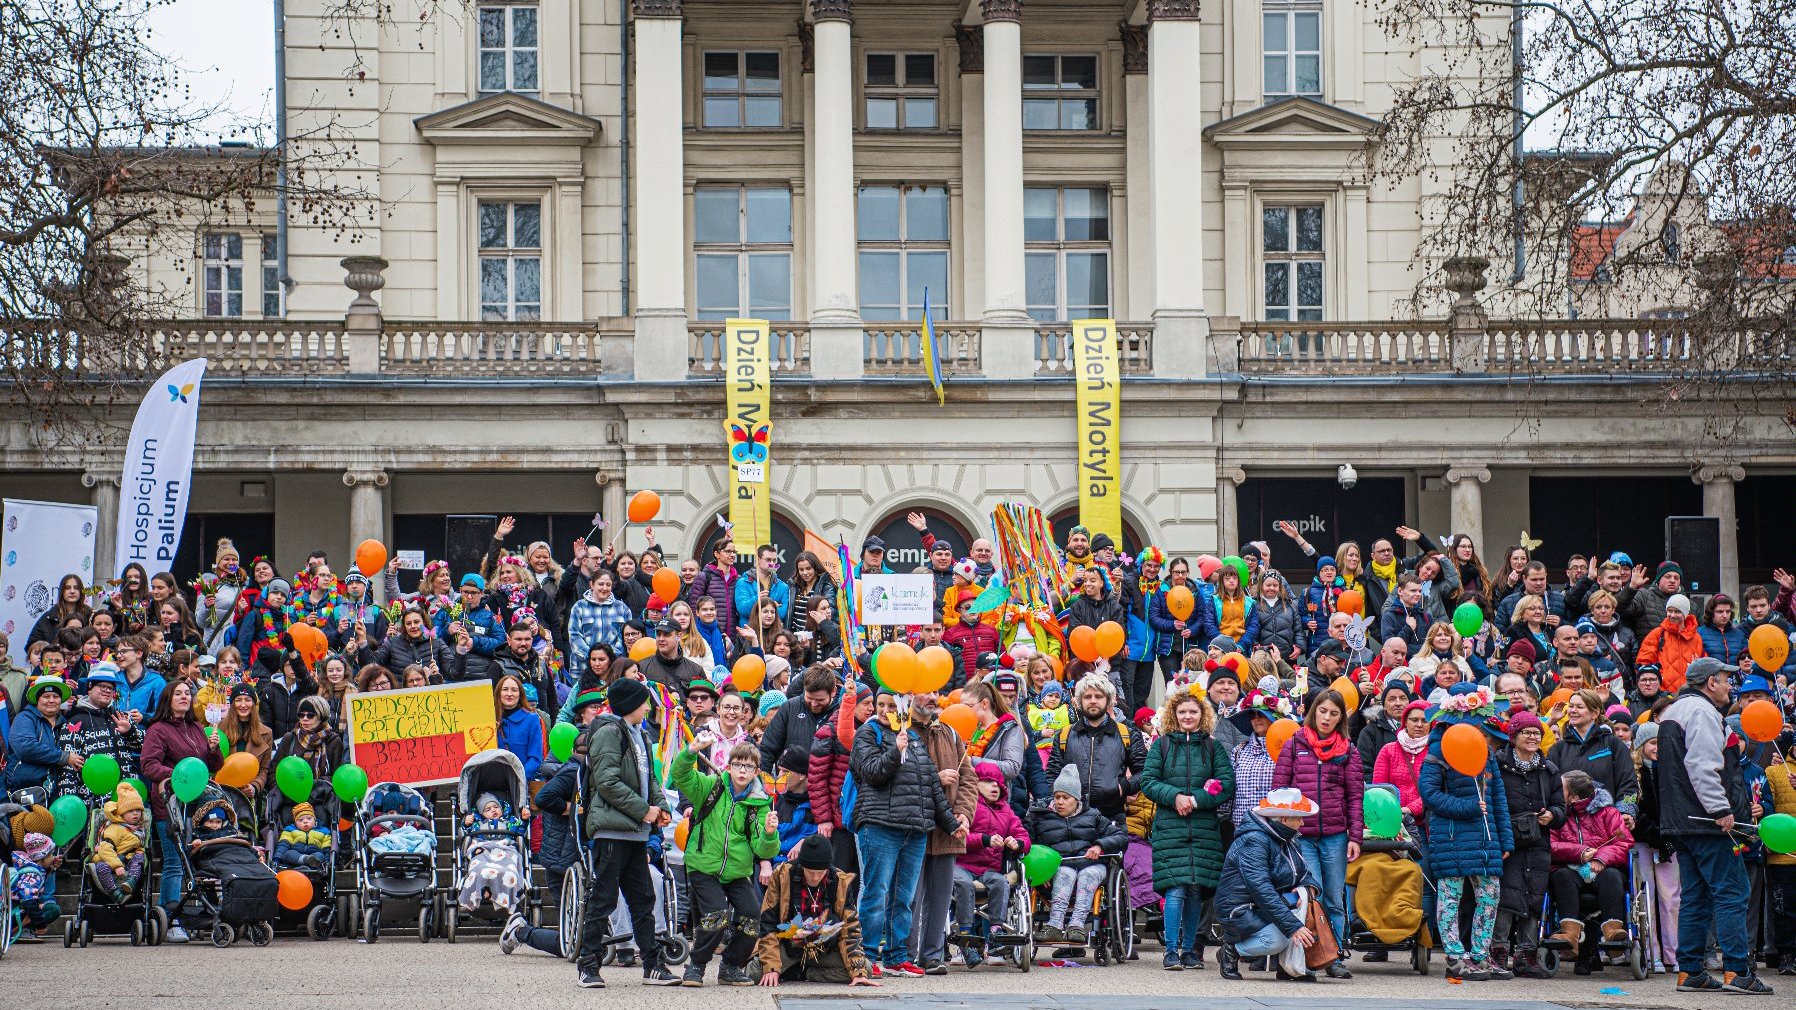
[1684,656,1738,686]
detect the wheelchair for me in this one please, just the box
[1026,853,1134,966]
[1345,836,1431,974]
[554,768,687,966]
[946,852,1035,971]
[1538,848,1654,981]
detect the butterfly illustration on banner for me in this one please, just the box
[727,422,770,464]
[166,382,195,403]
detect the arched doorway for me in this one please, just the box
[695,510,805,581]
[865,506,976,571]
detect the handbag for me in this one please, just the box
[1511,810,1543,846]
[1303,889,1341,969]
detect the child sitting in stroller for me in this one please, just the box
[94,782,149,901]
[274,803,332,872]
[366,783,438,856]
[458,792,530,913]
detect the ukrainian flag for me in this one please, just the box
[921,288,944,405]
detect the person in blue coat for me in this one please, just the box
[495,673,546,781]
[1149,559,1218,672]
[1215,787,1324,981]
[5,676,73,791]
[1419,683,1515,982]
[1697,594,1749,667]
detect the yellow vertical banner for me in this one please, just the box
[724,318,772,560]
[1072,318,1122,545]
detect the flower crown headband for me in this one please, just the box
[423,560,449,578]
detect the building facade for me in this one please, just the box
[6,0,1790,600]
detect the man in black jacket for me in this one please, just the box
[760,664,838,773]
[1657,657,1770,994]
[1046,674,1145,820]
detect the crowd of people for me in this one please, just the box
[2,513,1793,998]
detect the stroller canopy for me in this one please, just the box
[457,749,528,814]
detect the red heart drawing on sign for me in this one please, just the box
[465,725,496,753]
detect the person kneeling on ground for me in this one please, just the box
[1214,788,1325,982]
[755,833,880,986]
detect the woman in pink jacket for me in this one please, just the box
[1372,700,1433,821]
[1546,769,1634,969]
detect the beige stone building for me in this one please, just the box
[8,0,1791,603]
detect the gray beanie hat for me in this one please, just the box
[1631,722,1659,747]
[1051,764,1083,799]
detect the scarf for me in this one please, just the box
[292,723,329,759]
[696,617,728,668]
[1139,575,1162,596]
[968,712,1013,758]
[1302,725,1352,762]
[1398,730,1429,755]
[1510,749,1542,772]
[1370,557,1399,591]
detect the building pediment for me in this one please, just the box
[415,92,601,147]
[1204,97,1380,149]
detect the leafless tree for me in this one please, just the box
[1368,0,1796,429]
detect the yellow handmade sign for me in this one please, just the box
[347,681,497,786]
[724,318,772,562]
[1072,318,1122,545]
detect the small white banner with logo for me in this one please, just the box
[858,573,936,626]
[2,499,98,665]
[115,357,208,577]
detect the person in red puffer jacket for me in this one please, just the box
[942,598,1001,689]
[1546,769,1634,967]
[1270,687,1363,979]
[809,683,873,873]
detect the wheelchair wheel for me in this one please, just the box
[1628,938,1647,981]
[1540,948,1560,977]
[1110,874,1134,962]
[559,865,585,961]
[1411,940,1429,974]
[1012,885,1034,972]
[659,933,690,966]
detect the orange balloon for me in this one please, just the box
[939,703,978,742]
[1070,626,1100,664]
[1094,621,1125,658]
[877,643,919,693]
[946,689,963,706]
[1545,688,1572,712]
[1337,590,1364,617]
[674,817,691,851]
[354,539,387,578]
[651,567,681,604]
[276,869,314,910]
[627,489,660,524]
[1749,623,1790,672]
[628,638,656,662]
[733,654,767,693]
[1266,719,1300,763]
[1166,585,1195,622]
[1741,699,1785,743]
[916,645,955,693]
[1329,676,1361,713]
[288,623,328,667]
[1441,723,1488,776]
[215,751,259,789]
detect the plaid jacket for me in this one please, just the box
[566,592,633,679]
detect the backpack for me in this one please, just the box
[839,722,880,832]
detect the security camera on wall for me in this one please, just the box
[1337,463,1358,490]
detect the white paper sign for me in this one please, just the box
[858,573,935,626]
[2,499,99,665]
[735,462,765,484]
[397,550,426,570]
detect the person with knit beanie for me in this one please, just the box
[92,781,149,901]
[1028,765,1127,945]
[10,831,63,938]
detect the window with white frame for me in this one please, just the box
[702,51,781,128]
[478,200,542,320]
[201,233,243,318]
[1024,186,1110,321]
[260,233,282,318]
[1022,54,1099,131]
[478,4,539,94]
[694,186,792,320]
[857,185,949,320]
[864,53,937,129]
[1262,3,1322,99]
[1262,204,1324,320]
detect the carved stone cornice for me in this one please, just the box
[631,0,683,17]
[979,0,1021,23]
[953,22,982,73]
[1693,464,1745,484]
[342,469,390,489]
[1120,23,1148,74]
[808,0,852,23]
[1444,466,1491,485]
[1147,0,1201,20]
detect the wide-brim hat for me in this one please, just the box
[1228,689,1290,733]
[1255,787,1318,818]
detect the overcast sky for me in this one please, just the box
[148,0,275,139]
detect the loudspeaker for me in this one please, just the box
[1664,516,1721,594]
[446,514,498,581]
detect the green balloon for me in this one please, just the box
[1021,843,1063,887]
[81,752,122,796]
[549,722,579,764]
[171,756,210,804]
[118,778,150,808]
[49,794,87,846]
[1364,786,1403,839]
[1452,601,1484,639]
[1221,555,1250,585]
[1763,813,1796,856]
[275,756,315,804]
[331,763,370,805]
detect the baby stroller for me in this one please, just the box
[66,792,160,948]
[1537,846,1654,981]
[1344,833,1433,974]
[264,792,343,940]
[446,749,541,940]
[554,761,687,965]
[0,787,56,958]
[167,783,282,947]
[947,849,1035,971]
[353,781,441,943]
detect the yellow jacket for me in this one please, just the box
[94,805,146,871]
[1768,757,1796,867]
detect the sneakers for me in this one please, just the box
[1183,949,1206,969]
[1513,949,1552,979]
[922,960,948,976]
[1065,924,1088,945]
[1680,971,1725,992]
[1361,949,1389,962]
[868,962,883,979]
[1445,957,1464,981]
[1478,959,1512,981]
[888,961,927,977]
[1462,960,1492,982]
[615,949,638,968]
[499,914,527,955]
[577,961,606,988]
[1164,951,1184,971]
[165,923,190,944]
[1724,971,1774,995]
[1037,924,1065,943]
[680,964,706,988]
[964,949,983,969]
[947,951,966,966]
[1778,955,1796,976]
[15,928,38,944]
[642,966,681,986]
[717,964,753,987]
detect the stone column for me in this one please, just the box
[597,468,626,551]
[1218,466,1247,555]
[1146,0,1208,379]
[1445,466,1491,556]
[978,0,1035,379]
[82,471,121,579]
[807,0,863,378]
[1695,464,1744,598]
[343,468,390,595]
[632,0,689,381]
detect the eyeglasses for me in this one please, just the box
[728,761,758,771]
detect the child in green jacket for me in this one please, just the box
[672,734,781,987]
